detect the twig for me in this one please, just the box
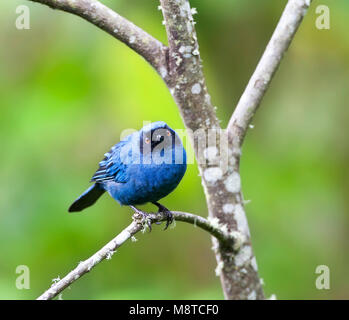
[227,0,312,147]
[37,211,233,300]
[28,0,168,74]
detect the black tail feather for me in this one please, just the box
[68,184,105,212]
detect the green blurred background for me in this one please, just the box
[0,0,348,299]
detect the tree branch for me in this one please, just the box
[227,0,312,147]
[159,0,266,300]
[37,211,235,300]
[28,0,168,74]
[159,0,220,132]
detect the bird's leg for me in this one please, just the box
[152,202,173,230]
[129,205,152,232]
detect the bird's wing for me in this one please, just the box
[91,140,130,183]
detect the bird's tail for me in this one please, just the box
[68,184,105,212]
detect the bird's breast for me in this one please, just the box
[105,145,187,205]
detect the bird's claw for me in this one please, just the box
[131,206,152,232]
[131,203,173,231]
[163,210,173,230]
[139,212,152,232]
[153,202,173,230]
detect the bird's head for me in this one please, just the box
[119,122,186,166]
[139,121,179,151]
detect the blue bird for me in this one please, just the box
[69,121,187,230]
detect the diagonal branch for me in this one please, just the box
[37,211,235,300]
[28,0,169,74]
[227,0,312,147]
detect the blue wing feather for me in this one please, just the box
[91,139,130,183]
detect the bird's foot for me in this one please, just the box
[130,206,152,232]
[153,202,173,230]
